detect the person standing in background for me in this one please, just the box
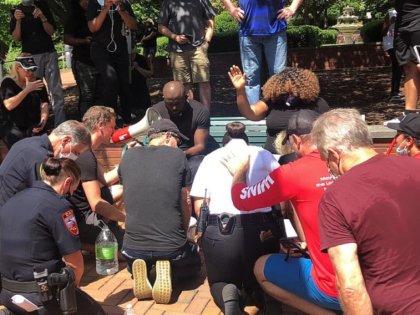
[141,18,157,76]
[10,0,66,127]
[65,0,104,120]
[382,9,404,103]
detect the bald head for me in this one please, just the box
[163,81,187,116]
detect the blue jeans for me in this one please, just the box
[239,30,287,104]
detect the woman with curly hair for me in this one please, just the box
[229,66,330,153]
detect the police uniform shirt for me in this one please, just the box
[0,134,53,208]
[0,181,80,281]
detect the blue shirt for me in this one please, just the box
[0,134,53,208]
[238,0,286,36]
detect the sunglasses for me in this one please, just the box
[18,66,37,73]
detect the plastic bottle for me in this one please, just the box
[95,226,119,275]
[124,304,136,315]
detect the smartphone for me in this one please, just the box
[184,34,194,42]
[37,120,44,128]
[414,45,420,64]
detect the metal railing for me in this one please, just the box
[0,45,72,80]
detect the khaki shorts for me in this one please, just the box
[171,43,210,84]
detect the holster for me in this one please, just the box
[48,267,77,315]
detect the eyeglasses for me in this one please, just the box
[18,66,36,73]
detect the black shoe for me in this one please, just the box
[222,284,243,315]
[388,93,405,103]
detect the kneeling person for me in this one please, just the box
[119,119,201,304]
[68,106,126,253]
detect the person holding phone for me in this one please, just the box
[0,54,49,149]
[87,0,137,126]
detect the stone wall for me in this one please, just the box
[153,43,389,78]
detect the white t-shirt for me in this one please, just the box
[190,139,280,215]
[383,10,397,51]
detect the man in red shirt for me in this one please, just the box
[386,112,420,160]
[313,108,420,314]
[222,110,341,314]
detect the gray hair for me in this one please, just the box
[51,120,92,148]
[311,108,373,159]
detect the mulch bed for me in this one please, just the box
[63,67,409,127]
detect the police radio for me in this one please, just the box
[197,190,209,233]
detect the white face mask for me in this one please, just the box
[396,139,409,156]
[58,143,78,161]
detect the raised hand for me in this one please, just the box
[33,6,45,20]
[228,65,247,90]
[277,7,295,21]
[24,77,44,93]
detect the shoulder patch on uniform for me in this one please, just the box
[62,210,79,236]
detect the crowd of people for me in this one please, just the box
[0,0,420,315]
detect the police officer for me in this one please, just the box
[0,120,91,209]
[190,122,282,315]
[0,157,105,315]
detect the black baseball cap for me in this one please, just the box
[386,113,420,140]
[15,56,38,72]
[281,110,321,145]
[148,119,189,140]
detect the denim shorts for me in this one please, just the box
[264,254,341,311]
[143,46,156,54]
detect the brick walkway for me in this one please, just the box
[79,252,308,315]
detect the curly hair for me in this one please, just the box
[262,67,320,104]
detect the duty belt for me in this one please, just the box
[1,276,39,293]
[208,211,276,228]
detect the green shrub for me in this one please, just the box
[214,11,238,34]
[321,29,338,45]
[156,36,169,57]
[287,25,323,48]
[360,20,384,43]
[208,31,239,53]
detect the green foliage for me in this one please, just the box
[156,36,169,57]
[209,0,238,14]
[321,29,338,45]
[214,11,237,34]
[208,31,239,53]
[287,25,323,48]
[360,19,383,43]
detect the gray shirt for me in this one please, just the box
[158,0,216,52]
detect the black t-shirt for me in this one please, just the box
[64,14,94,66]
[0,181,81,281]
[10,1,56,54]
[142,26,157,47]
[131,53,150,86]
[68,150,98,222]
[86,0,135,54]
[395,0,420,32]
[0,134,53,208]
[152,100,210,151]
[119,145,192,251]
[0,77,48,128]
[264,97,330,154]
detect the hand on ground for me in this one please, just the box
[228,65,247,90]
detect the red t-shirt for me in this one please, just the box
[319,154,420,313]
[413,152,420,160]
[231,150,338,297]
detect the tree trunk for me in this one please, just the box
[303,1,310,25]
[324,8,328,29]
[0,39,8,60]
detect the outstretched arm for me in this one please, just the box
[228,65,269,121]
